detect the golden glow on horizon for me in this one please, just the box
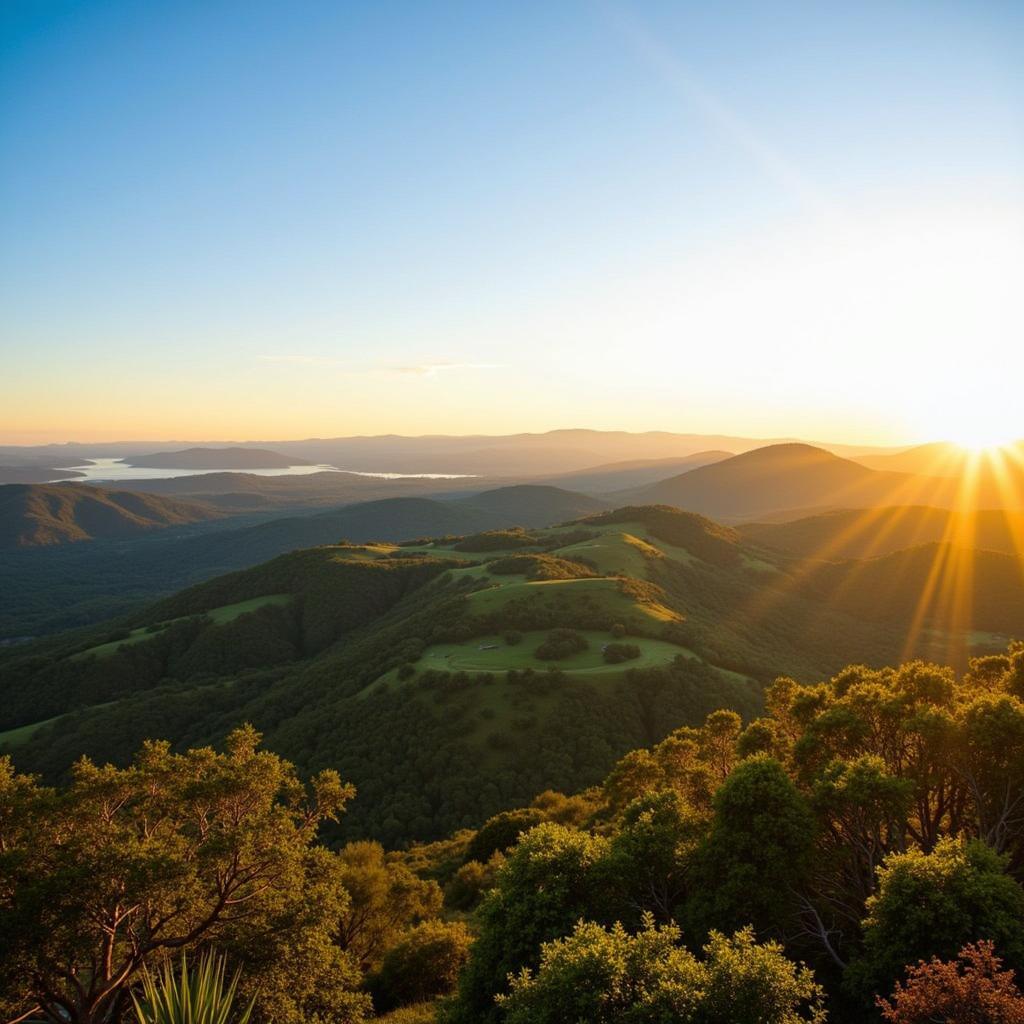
[736,440,1024,669]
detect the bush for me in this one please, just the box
[602,642,641,664]
[610,623,627,638]
[397,663,417,680]
[369,920,472,1013]
[534,629,588,662]
[504,630,523,646]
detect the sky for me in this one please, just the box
[1,0,1022,446]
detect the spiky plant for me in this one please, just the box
[130,951,255,1024]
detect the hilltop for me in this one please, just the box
[627,442,957,520]
[0,483,222,548]
[7,500,1016,844]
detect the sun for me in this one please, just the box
[950,428,1018,454]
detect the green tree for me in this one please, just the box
[848,838,1024,1001]
[336,840,443,972]
[498,916,826,1024]
[0,729,369,1024]
[369,920,473,1013]
[686,755,815,940]
[445,823,610,1024]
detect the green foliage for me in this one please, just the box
[533,628,588,661]
[848,838,1024,1001]
[463,808,546,864]
[486,554,595,580]
[336,841,443,972]
[369,920,473,1013]
[446,823,611,1024]
[603,641,641,663]
[131,952,254,1024]
[453,529,540,553]
[0,728,371,1024]
[686,755,815,940]
[498,916,827,1024]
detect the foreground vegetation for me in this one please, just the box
[3,641,1024,1023]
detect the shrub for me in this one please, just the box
[602,642,641,664]
[369,920,472,1013]
[534,629,588,662]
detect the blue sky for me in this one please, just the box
[1,1,1021,444]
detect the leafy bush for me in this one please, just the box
[369,920,472,1012]
[602,642,641,664]
[534,629,588,661]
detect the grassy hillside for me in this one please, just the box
[0,482,222,548]
[5,501,1009,846]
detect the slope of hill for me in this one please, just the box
[124,446,310,469]
[455,485,608,524]
[0,483,222,548]
[8,501,999,846]
[0,492,598,638]
[740,506,1024,560]
[626,443,956,521]
[539,452,733,493]
[92,470,497,511]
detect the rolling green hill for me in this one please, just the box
[2,503,1017,847]
[0,482,223,548]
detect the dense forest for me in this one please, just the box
[4,642,1024,1023]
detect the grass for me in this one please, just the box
[466,576,680,626]
[71,594,292,660]
[0,713,65,749]
[414,630,694,675]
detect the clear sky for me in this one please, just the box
[1,1,1021,446]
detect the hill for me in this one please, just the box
[455,485,608,524]
[124,446,310,469]
[0,492,598,638]
[626,443,957,521]
[740,505,1024,559]
[7,502,1003,846]
[0,483,222,548]
[91,469,497,512]
[539,451,733,493]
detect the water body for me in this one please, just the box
[50,458,476,483]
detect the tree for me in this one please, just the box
[0,728,369,1024]
[444,823,610,1024]
[848,838,1024,1001]
[605,790,706,924]
[335,840,442,972]
[878,941,1024,1024]
[368,920,473,1013]
[498,916,826,1024]
[686,755,815,940]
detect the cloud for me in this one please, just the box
[257,356,505,378]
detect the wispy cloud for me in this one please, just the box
[257,355,505,378]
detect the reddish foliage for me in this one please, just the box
[878,941,1024,1024]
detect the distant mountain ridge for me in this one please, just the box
[625,443,962,521]
[124,447,309,469]
[0,484,222,548]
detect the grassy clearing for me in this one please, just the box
[0,713,65,749]
[364,630,700,698]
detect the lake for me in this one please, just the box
[50,458,475,483]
